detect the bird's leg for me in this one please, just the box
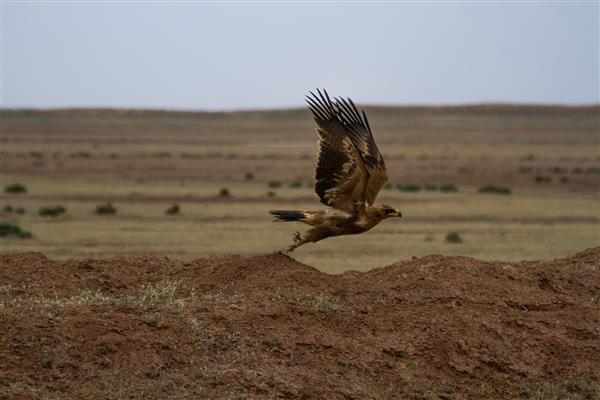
[287,231,307,253]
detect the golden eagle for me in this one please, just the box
[270,89,402,252]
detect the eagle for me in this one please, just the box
[270,89,402,252]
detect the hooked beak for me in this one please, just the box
[391,210,402,218]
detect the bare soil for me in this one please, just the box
[1,248,599,399]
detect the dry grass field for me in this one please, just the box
[1,106,599,273]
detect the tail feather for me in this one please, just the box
[269,210,305,222]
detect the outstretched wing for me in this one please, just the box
[334,96,388,205]
[306,89,388,213]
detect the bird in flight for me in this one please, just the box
[270,89,402,252]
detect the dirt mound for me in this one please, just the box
[1,249,599,399]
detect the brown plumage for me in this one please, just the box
[270,89,402,252]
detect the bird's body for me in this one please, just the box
[270,89,401,252]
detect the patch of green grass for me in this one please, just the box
[0,223,32,238]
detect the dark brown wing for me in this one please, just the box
[306,89,369,214]
[334,96,388,205]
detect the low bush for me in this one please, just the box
[0,223,32,238]
[445,232,462,243]
[266,191,276,198]
[424,184,437,191]
[244,172,254,180]
[5,183,27,194]
[268,181,282,189]
[560,176,569,183]
[289,182,303,189]
[38,206,66,217]
[440,184,458,193]
[219,188,231,198]
[96,202,117,215]
[165,204,180,215]
[534,175,552,183]
[518,166,533,174]
[397,184,420,192]
[479,185,512,195]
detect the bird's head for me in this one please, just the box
[379,204,402,219]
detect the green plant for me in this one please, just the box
[5,183,27,194]
[268,181,282,189]
[534,175,552,183]
[0,223,32,238]
[440,184,458,192]
[38,206,66,217]
[3,205,13,213]
[445,232,462,243]
[16,207,26,215]
[266,191,276,198]
[424,184,437,191]
[244,172,254,180]
[560,176,569,184]
[219,188,231,197]
[289,181,302,189]
[518,166,533,174]
[95,202,117,215]
[165,204,180,215]
[479,185,512,195]
[397,184,421,192]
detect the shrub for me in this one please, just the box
[424,184,437,191]
[96,202,117,215]
[534,175,551,183]
[518,166,533,174]
[16,207,26,215]
[3,205,13,213]
[587,167,600,175]
[266,191,276,198]
[550,166,566,174]
[572,167,583,174]
[289,182,302,189]
[479,185,512,195]
[397,184,421,192]
[244,172,254,180]
[29,151,43,158]
[560,176,569,183]
[268,181,282,189]
[440,184,458,193]
[5,183,27,194]
[445,232,462,243]
[219,188,231,198]
[38,206,66,217]
[165,204,180,215]
[0,223,32,238]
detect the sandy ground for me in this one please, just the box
[1,248,598,399]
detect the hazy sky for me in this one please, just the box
[1,2,598,110]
